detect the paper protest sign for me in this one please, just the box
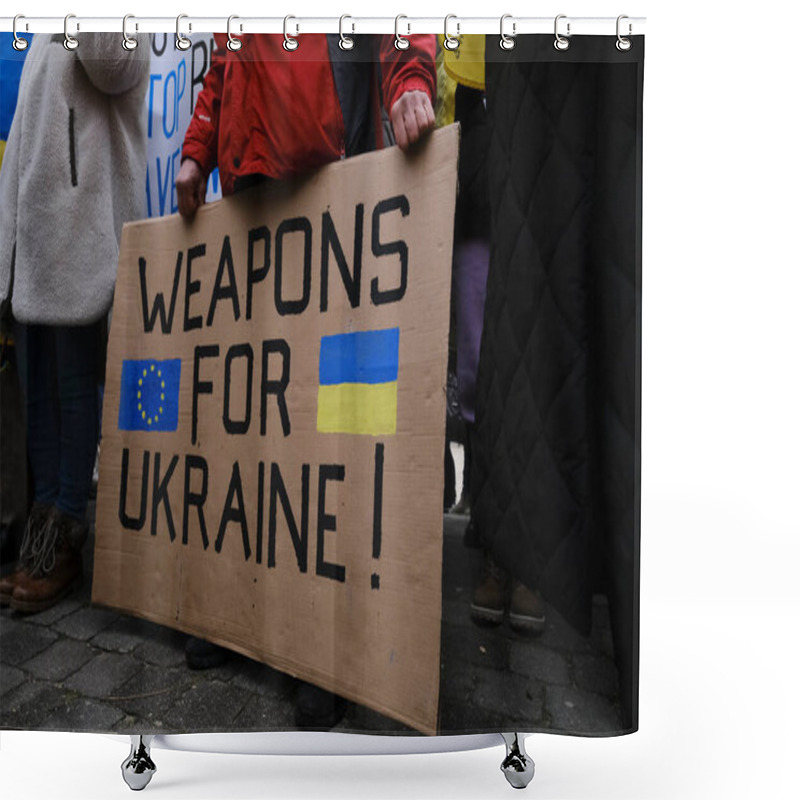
[93,125,459,733]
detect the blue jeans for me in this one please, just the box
[15,322,101,521]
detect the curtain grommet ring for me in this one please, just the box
[443,14,460,51]
[394,15,410,50]
[616,15,632,51]
[339,15,355,50]
[227,15,242,51]
[12,15,29,51]
[63,13,79,51]
[499,14,516,50]
[176,14,191,51]
[122,14,138,51]
[554,14,570,51]
[283,15,299,51]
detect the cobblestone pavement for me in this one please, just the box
[1,510,622,735]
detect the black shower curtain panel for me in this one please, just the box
[0,29,643,738]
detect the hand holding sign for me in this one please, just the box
[390,90,436,153]
[176,157,207,218]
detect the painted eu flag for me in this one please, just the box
[118,358,181,432]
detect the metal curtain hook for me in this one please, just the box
[339,14,355,50]
[227,15,242,51]
[554,14,570,51]
[176,14,191,51]
[394,15,410,51]
[122,14,138,51]
[616,14,632,51]
[63,13,79,51]
[443,14,460,51]
[12,15,29,51]
[499,14,516,50]
[283,15,299,51]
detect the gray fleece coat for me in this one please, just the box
[0,34,150,325]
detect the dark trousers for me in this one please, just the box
[15,322,101,520]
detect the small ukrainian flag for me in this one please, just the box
[317,328,399,436]
[118,358,181,432]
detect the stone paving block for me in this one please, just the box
[337,702,415,734]
[133,629,188,668]
[508,643,571,686]
[0,617,58,666]
[104,662,192,723]
[225,656,295,699]
[0,664,27,697]
[438,703,508,735]
[91,614,162,654]
[25,595,83,627]
[572,653,620,698]
[441,598,474,628]
[231,693,299,731]
[546,685,623,734]
[25,638,96,682]
[590,622,616,659]
[41,696,126,732]
[0,679,68,729]
[440,657,476,705]
[162,680,251,732]
[441,624,509,673]
[538,608,593,654]
[63,651,141,700]
[472,665,544,725]
[52,606,119,641]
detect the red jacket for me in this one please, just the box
[182,34,437,195]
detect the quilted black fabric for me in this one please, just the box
[471,35,643,729]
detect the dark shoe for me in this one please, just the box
[294,681,347,729]
[2,503,54,608]
[470,554,506,625]
[508,582,546,635]
[11,509,84,614]
[185,637,232,670]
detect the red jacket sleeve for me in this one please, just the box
[378,34,437,115]
[181,35,226,177]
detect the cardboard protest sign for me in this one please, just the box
[93,125,459,733]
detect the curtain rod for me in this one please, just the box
[0,16,646,37]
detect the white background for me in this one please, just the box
[3,1,799,797]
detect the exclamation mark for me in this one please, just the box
[371,443,384,589]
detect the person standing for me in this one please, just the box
[0,33,150,613]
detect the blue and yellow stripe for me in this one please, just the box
[317,328,399,436]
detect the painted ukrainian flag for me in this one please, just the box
[118,358,181,432]
[317,328,399,436]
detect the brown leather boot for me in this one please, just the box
[470,554,507,625]
[0,502,52,607]
[11,509,85,614]
[508,581,546,635]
